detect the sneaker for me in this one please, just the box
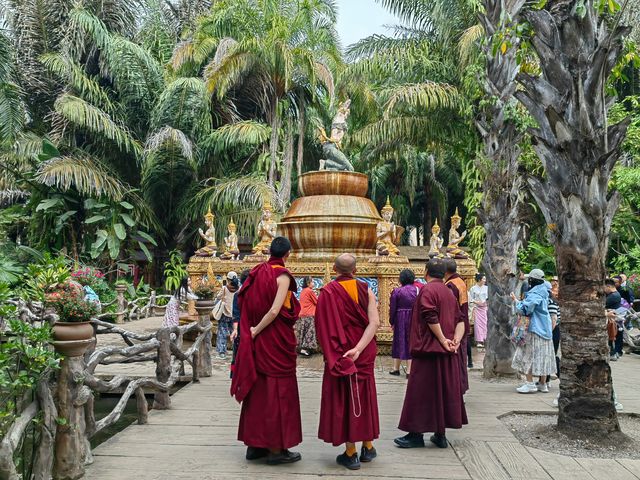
[468,362,474,369]
[360,446,377,463]
[245,446,269,460]
[389,370,400,376]
[516,382,538,394]
[430,433,448,449]
[336,451,360,470]
[610,354,618,362]
[537,383,549,393]
[298,349,311,357]
[552,394,559,407]
[216,353,226,359]
[394,432,425,448]
[266,449,302,465]
[616,402,624,411]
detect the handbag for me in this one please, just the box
[212,298,224,321]
[510,316,529,346]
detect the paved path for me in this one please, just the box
[85,327,640,480]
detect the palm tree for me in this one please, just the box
[171,0,341,205]
[516,0,630,437]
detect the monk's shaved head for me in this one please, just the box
[334,253,357,274]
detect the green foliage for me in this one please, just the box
[163,250,187,293]
[0,318,60,437]
[45,282,98,323]
[518,240,556,275]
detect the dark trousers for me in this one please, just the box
[467,337,473,367]
[552,325,560,377]
[615,329,624,355]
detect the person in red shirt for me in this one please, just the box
[296,276,318,357]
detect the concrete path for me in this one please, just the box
[85,326,640,480]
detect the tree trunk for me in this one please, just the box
[516,1,631,438]
[477,0,524,378]
[296,97,305,178]
[278,116,295,206]
[267,96,280,187]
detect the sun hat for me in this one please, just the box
[226,271,238,280]
[529,268,545,280]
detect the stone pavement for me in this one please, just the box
[85,318,640,479]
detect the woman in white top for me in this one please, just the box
[469,273,488,347]
[163,277,198,328]
[215,271,240,359]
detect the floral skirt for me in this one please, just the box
[295,316,317,350]
[511,332,556,376]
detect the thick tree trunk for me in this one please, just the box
[516,1,631,438]
[477,0,524,378]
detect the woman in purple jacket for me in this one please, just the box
[389,269,419,378]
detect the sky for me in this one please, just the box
[335,0,399,49]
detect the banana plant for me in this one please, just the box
[84,198,157,261]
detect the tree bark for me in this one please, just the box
[516,1,631,438]
[33,379,57,480]
[478,0,525,378]
[267,96,280,187]
[279,116,295,206]
[296,97,305,178]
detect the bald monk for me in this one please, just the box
[444,258,470,393]
[230,236,302,465]
[395,258,467,449]
[314,253,380,470]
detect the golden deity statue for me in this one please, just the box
[428,219,444,257]
[376,197,402,256]
[253,201,277,255]
[195,208,217,257]
[446,208,469,259]
[220,218,240,260]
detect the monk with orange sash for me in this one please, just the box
[315,253,380,470]
[444,258,470,393]
[230,237,302,465]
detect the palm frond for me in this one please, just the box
[202,120,271,156]
[458,23,483,67]
[54,94,142,157]
[381,82,463,117]
[145,126,194,162]
[0,82,26,146]
[35,154,129,200]
[151,77,211,138]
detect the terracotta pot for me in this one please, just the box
[52,321,95,357]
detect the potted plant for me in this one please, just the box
[194,285,217,315]
[46,282,98,357]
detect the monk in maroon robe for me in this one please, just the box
[444,258,470,393]
[315,253,380,470]
[395,258,468,449]
[230,237,302,465]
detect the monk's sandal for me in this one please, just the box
[336,452,360,470]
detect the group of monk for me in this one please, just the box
[230,237,468,469]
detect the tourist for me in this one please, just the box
[389,269,418,378]
[215,271,239,359]
[395,258,467,449]
[605,278,623,360]
[614,274,634,307]
[230,237,302,465]
[314,253,380,470]
[469,273,488,350]
[296,276,318,357]
[163,276,197,328]
[548,278,561,381]
[230,269,251,379]
[444,258,470,391]
[509,268,556,394]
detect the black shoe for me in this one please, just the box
[246,446,269,460]
[394,433,425,448]
[266,449,302,465]
[336,451,360,470]
[389,370,400,376]
[468,363,474,368]
[430,434,448,449]
[406,373,410,379]
[360,446,377,463]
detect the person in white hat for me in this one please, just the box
[509,269,556,394]
[215,271,240,359]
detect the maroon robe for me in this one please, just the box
[314,275,380,446]
[399,279,468,434]
[230,257,302,449]
[446,273,469,393]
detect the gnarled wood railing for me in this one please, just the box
[0,311,212,480]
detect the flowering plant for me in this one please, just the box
[71,266,105,287]
[45,281,98,323]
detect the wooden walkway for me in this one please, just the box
[85,321,640,479]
